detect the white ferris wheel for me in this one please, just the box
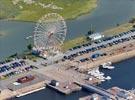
[33,13,67,57]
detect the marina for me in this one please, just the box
[1,28,135,100]
[1,0,135,100]
[1,28,135,99]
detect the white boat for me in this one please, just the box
[103,65,115,69]
[105,76,111,80]
[107,61,112,65]
[100,76,105,79]
[101,79,105,82]
[108,66,115,69]
[99,72,104,76]
[87,71,91,74]
[93,73,99,77]
[101,61,115,70]
[101,62,112,66]
[26,35,33,40]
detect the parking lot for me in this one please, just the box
[0,59,38,80]
[63,29,135,62]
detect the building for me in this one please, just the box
[50,80,59,86]
[88,33,104,41]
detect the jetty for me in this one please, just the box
[80,87,135,100]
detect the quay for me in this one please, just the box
[76,82,116,99]
[79,87,135,100]
[47,81,81,95]
[16,86,45,97]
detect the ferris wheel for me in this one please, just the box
[34,13,67,57]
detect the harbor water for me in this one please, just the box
[1,0,135,60]
[1,0,135,100]
[14,57,135,100]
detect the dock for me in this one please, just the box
[16,86,45,97]
[79,87,135,100]
[76,82,116,99]
[47,81,81,95]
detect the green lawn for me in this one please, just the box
[62,35,88,51]
[0,0,97,21]
[103,22,135,36]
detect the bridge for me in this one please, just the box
[76,82,118,99]
[82,84,115,99]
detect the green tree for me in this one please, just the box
[27,44,32,51]
[132,25,135,28]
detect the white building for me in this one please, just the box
[88,33,104,41]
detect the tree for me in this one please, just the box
[27,44,32,51]
[116,23,120,26]
[133,25,135,28]
[129,18,135,23]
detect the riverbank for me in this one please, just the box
[104,22,135,36]
[0,0,97,22]
[62,36,88,51]
[62,21,135,51]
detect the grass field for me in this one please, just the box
[0,0,97,21]
[103,22,135,36]
[62,35,88,51]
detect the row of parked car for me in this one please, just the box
[69,29,135,51]
[0,60,26,73]
[0,65,38,80]
[63,29,135,60]
[79,53,107,63]
[0,59,13,65]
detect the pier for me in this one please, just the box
[76,82,116,99]
[80,87,135,100]
[47,82,81,95]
